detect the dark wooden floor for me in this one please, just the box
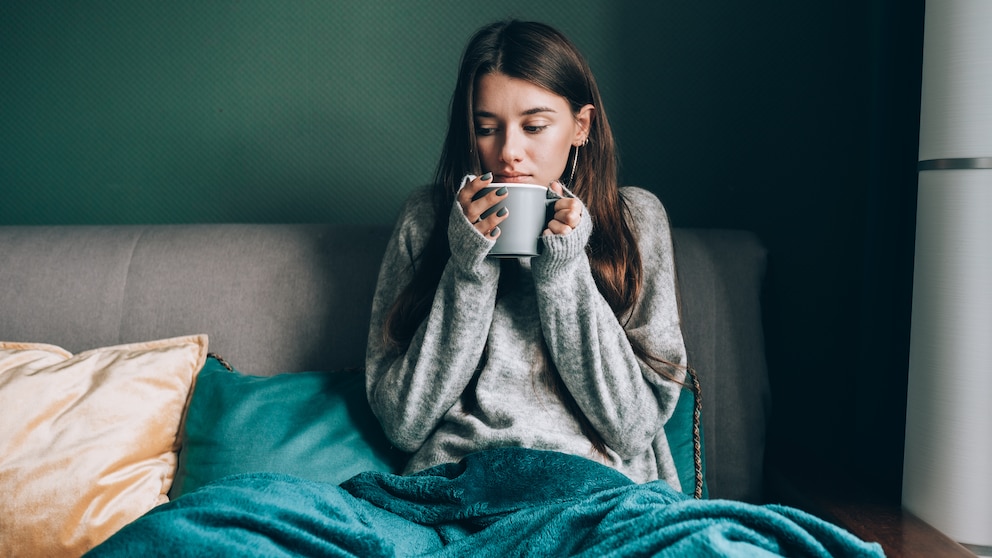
[765,464,976,557]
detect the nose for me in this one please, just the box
[500,128,523,163]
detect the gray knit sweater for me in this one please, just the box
[365,184,687,486]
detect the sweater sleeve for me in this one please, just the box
[530,187,687,459]
[365,186,502,452]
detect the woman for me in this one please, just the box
[365,19,688,488]
[87,20,885,558]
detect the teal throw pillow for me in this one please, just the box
[169,356,406,499]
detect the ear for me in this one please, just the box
[573,104,595,146]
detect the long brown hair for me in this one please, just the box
[385,19,651,341]
[382,21,684,451]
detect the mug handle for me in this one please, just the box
[544,190,562,224]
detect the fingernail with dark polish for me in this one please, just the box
[495,187,507,196]
[481,172,493,181]
[490,226,500,237]
[497,207,508,217]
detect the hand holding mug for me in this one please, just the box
[544,180,583,236]
[460,178,556,258]
[457,172,508,238]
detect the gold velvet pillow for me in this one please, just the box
[0,334,208,558]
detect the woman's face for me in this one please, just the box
[473,72,593,187]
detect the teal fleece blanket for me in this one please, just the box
[86,448,884,557]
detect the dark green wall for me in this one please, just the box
[1,1,623,225]
[1,1,924,500]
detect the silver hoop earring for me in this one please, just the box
[568,144,580,184]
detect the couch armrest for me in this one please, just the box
[672,228,771,502]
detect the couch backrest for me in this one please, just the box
[1,224,390,374]
[0,224,769,502]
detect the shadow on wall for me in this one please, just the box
[613,0,923,501]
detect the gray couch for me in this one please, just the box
[0,223,770,502]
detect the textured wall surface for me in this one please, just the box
[1,1,619,225]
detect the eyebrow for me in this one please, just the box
[474,107,558,118]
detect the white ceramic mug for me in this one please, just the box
[473,183,556,257]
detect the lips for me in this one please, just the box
[494,173,533,183]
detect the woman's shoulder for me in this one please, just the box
[387,185,438,254]
[393,185,436,228]
[619,186,671,226]
[398,184,435,215]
